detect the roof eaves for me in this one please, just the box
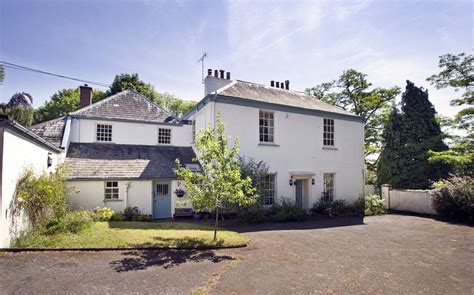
[0,118,63,153]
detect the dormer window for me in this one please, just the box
[96,124,112,142]
[259,110,274,143]
[158,128,171,144]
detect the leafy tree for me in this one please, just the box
[1,92,35,126]
[107,73,162,103]
[175,115,256,240]
[158,92,196,118]
[306,69,400,167]
[379,81,449,189]
[376,108,404,187]
[427,52,473,174]
[35,87,106,123]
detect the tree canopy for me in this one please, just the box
[1,92,35,127]
[35,87,106,123]
[175,115,256,240]
[306,69,400,166]
[426,53,473,175]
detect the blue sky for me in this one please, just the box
[1,0,472,117]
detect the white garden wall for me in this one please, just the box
[381,185,437,215]
[0,128,62,248]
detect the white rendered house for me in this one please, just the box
[26,71,365,219]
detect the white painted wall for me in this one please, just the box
[68,180,153,215]
[382,186,436,215]
[191,102,365,209]
[0,128,62,248]
[69,118,193,147]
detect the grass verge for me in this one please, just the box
[13,221,248,249]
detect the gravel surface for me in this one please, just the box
[1,214,473,294]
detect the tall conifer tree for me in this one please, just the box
[377,108,403,187]
[399,81,449,188]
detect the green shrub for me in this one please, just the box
[312,199,355,217]
[431,176,473,224]
[111,213,126,221]
[92,207,116,221]
[361,194,385,216]
[237,206,268,223]
[41,211,93,235]
[270,201,307,222]
[123,206,141,221]
[15,165,68,227]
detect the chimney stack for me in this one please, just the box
[207,69,212,76]
[204,68,233,96]
[79,84,92,109]
[284,80,290,90]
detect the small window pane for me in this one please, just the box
[158,128,171,144]
[97,124,112,142]
[323,173,334,202]
[105,181,119,199]
[262,174,276,205]
[156,184,169,195]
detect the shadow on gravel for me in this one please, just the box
[227,215,366,233]
[110,249,234,272]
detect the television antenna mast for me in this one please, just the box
[197,52,207,84]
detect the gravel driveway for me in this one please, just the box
[1,214,473,294]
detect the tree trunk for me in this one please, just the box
[213,206,219,241]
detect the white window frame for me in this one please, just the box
[323,118,335,147]
[158,128,172,144]
[262,173,276,205]
[96,123,113,142]
[104,181,119,200]
[259,110,275,143]
[323,173,335,202]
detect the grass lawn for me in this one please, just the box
[13,222,248,249]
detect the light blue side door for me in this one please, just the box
[153,181,172,219]
[295,179,303,208]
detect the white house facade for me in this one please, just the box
[21,70,365,224]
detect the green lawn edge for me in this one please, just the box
[12,221,249,250]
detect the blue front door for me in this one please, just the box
[153,181,172,219]
[295,179,303,208]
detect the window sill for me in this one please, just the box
[258,142,280,147]
[322,146,338,150]
[103,199,123,202]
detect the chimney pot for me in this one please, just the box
[280,82,284,89]
[207,69,212,76]
[214,70,219,77]
[219,70,225,79]
[270,80,275,87]
[79,84,93,109]
[226,72,231,80]
[285,80,290,90]
[276,81,280,88]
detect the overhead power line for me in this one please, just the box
[0,61,110,88]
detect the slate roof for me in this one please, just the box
[65,142,197,180]
[217,80,359,118]
[29,117,66,148]
[71,90,176,123]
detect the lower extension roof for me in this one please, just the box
[65,142,197,180]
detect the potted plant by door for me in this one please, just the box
[193,211,203,221]
[175,188,185,198]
